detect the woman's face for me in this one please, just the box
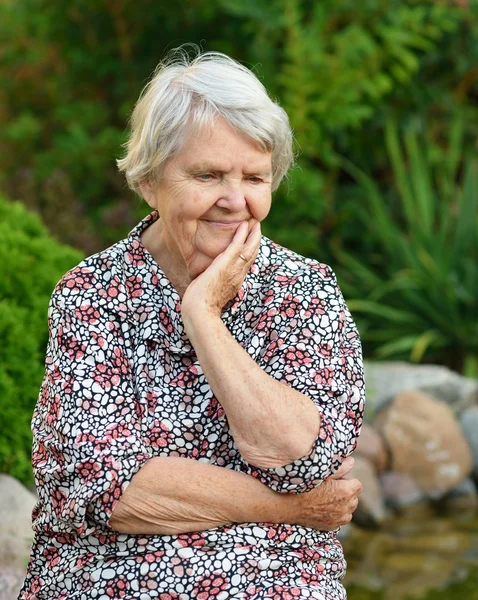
[140,116,272,279]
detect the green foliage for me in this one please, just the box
[0,197,83,484]
[0,0,478,373]
[227,0,477,259]
[1,0,477,258]
[336,120,478,373]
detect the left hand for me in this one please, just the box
[181,219,261,322]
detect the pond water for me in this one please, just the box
[342,503,478,600]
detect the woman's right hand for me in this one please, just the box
[292,456,363,531]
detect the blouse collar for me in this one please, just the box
[125,211,268,355]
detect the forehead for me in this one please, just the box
[175,117,272,171]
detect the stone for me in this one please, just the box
[0,474,36,570]
[336,523,352,541]
[375,391,473,498]
[380,471,425,508]
[460,406,478,478]
[354,423,389,473]
[0,566,26,600]
[439,477,478,514]
[364,361,478,420]
[350,455,387,528]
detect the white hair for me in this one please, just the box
[117,46,294,194]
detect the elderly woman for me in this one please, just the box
[20,49,364,600]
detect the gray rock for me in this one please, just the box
[336,523,352,541]
[354,423,389,473]
[447,477,478,498]
[381,471,426,508]
[0,566,26,600]
[460,406,478,478]
[439,477,478,513]
[375,391,473,498]
[0,475,36,570]
[350,455,387,529]
[364,362,478,420]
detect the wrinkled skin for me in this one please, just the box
[294,456,363,531]
[181,218,261,318]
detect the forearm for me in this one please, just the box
[184,314,320,468]
[109,456,297,535]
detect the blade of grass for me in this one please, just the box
[385,120,417,230]
[404,128,434,236]
[410,330,447,362]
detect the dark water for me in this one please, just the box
[342,503,478,600]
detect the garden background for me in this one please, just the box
[0,0,477,598]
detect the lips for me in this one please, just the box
[203,219,245,228]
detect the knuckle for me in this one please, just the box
[339,480,354,498]
[349,478,362,495]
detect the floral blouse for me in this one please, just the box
[19,210,364,600]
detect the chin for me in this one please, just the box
[201,241,231,259]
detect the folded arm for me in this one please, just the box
[184,312,321,469]
[181,226,365,494]
[182,281,365,494]
[36,289,361,537]
[110,455,361,535]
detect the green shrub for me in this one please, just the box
[1,0,477,259]
[336,120,478,375]
[0,197,83,485]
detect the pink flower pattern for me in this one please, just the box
[19,210,364,599]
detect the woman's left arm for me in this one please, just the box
[182,221,365,493]
[183,310,321,468]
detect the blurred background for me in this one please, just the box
[0,0,477,598]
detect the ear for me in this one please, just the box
[139,181,156,208]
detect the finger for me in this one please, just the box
[226,220,260,266]
[230,221,250,247]
[213,221,249,265]
[330,456,354,480]
[242,220,261,260]
[347,478,363,496]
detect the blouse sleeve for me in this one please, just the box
[237,270,365,494]
[31,292,152,535]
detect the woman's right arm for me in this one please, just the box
[109,455,361,535]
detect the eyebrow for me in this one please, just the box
[187,163,272,177]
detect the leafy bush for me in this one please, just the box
[336,120,478,374]
[0,197,83,485]
[1,0,478,373]
[1,0,477,260]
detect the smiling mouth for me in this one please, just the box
[203,219,245,228]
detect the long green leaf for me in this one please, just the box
[375,335,422,358]
[404,127,434,236]
[410,330,447,363]
[338,156,404,257]
[385,120,417,229]
[453,158,478,258]
[346,300,422,325]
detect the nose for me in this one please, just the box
[215,181,247,211]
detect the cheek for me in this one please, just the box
[250,191,272,222]
[181,190,213,220]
